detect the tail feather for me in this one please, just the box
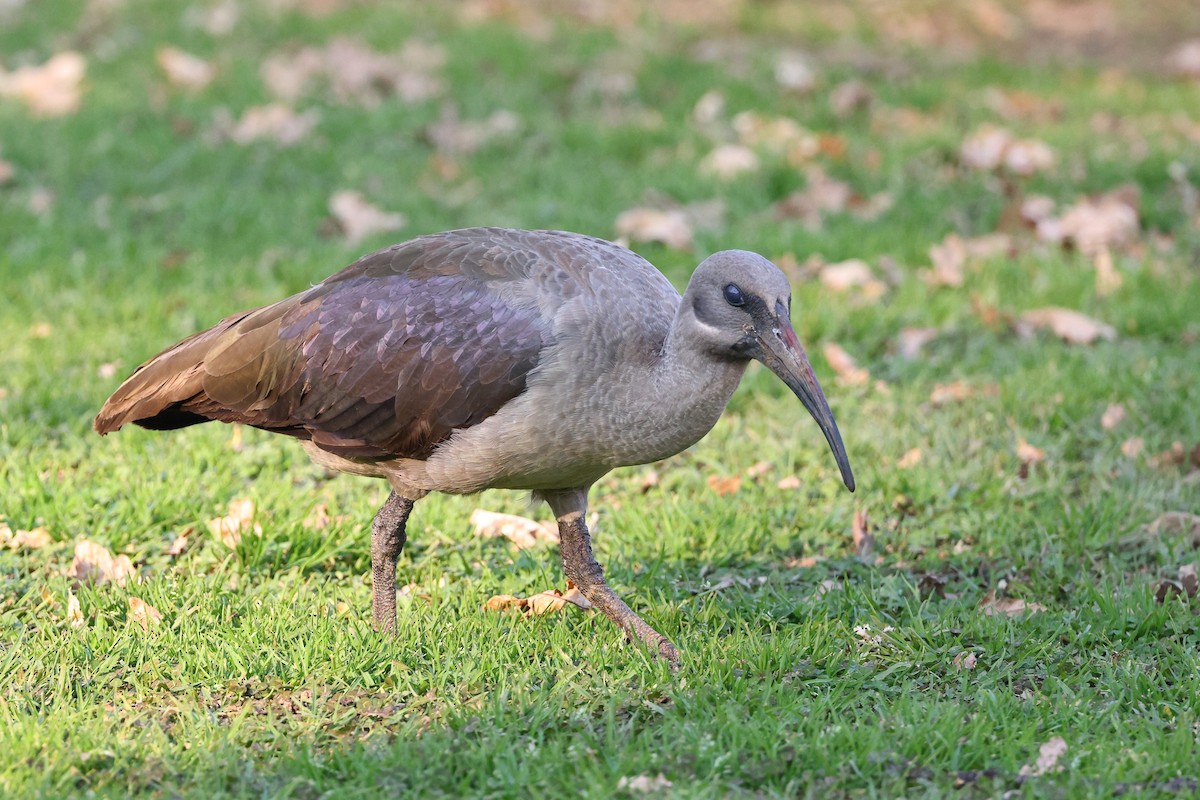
[93,311,252,435]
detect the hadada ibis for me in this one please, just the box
[96,227,854,666]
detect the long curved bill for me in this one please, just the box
[754,309,855,492]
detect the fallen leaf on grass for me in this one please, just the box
[1166,39,1200,81]
[698,143,759,180]
[484,583,591,616]
[0,51,86,117]
[707,474,742,496]
[66,591,85,628]
[426,106,520,156]
[774,166,890,229]
[214,103,319,146]
[819,259,886,299]
[929,380,997,407]
[1019,736,1067,777]
[1147,441,1200,471]
[72,539,136,586]
[829,79,872,117]
[1037,187,1139,255]
[156,47,215,91]
[0,156,15,185]
[852,509,874,560]
[1016,439,1046,466]
[774,50,817,94]
[614,207,692,250]
[470,509,558,549]
[1092,247,1122,296]
[1017,307,1116,345]
[1101,403,1127,430]
[959,124,1054,175]
[1147,512,1200,541]
[953,651,977,671]
[895,327,938,360]
[732,111,817,163]
[327,190,406,246]
[745,460,772,479]
[207,498,262,549]
[127,597,163,631]
[823,342,869,386]
[923,233,1013,288]
[617,774,673,793]
[979,590,1046,616]
[165,527,191,557]
[897,448,922,469]
[1,523,52,550]
[261,37,444,106]
[776,475,802,490]
[1121,437,1144,458]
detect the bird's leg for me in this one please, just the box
[545,489,680,668]
[370,491,415,635]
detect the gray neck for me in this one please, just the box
[628,301,747,462]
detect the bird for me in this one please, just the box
[95,227,854,666]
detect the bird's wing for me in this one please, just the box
[96,229,555,460]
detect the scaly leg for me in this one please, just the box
[544,489,680,668]
[371,491,415,635]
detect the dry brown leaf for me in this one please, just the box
[0,51,86,117]
[483,584,591,616]
[732,111,818,163]
[72,539,136,586]
[953,651,977,671]
[1121,437,1144,459]
[822,342,869,386]
[776,475,801,490]
[698,143,759,180]
[897,448,923,469]
[959,124,1053,175]
[426,106,520,156]
[1167,39,1200,81]
[1100,403,1127,430]
[1038,188,1140,255]
[470,509,558,549]
[1147,512,1200,540]
[707,474,742,496]
[1148,441,1189,470]
[261,37,444,106]
[923,233,1012,288]
[852,509,873,560]
[327,190,406,246]
[215,103,319,146]
[127,597,163,631]
[156,47,215,91]
[1092,247,1122,296]
[207,497,262,549]
[819,259,885,299]
[614,207,692,250]
[895,327,938,360]
[1181,564,1199,597]
[29,321,53,338]
[640,470,660,493]
[1017,307,1116,345]
[191,0,239,35]
[617,774,673,793]
[1019,736,1068,777]
[484,594,522,611]
[979,591,1046,616]
[165,528,191,557]
[829,79,872,118]
[774,50,817,94]
[745,460,772,479]
[1017,438,1046,466]
[66,591,85,628]
[929,380,997,406]
[3,524,52,550]
[0,156,15,185]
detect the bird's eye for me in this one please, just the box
[723,283,746,307]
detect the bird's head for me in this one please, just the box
[683,250,855,492]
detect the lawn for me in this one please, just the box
[2,0,1199,797]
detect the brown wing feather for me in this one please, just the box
[95,228,555,460]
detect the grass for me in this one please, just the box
[2,0,1200,797]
